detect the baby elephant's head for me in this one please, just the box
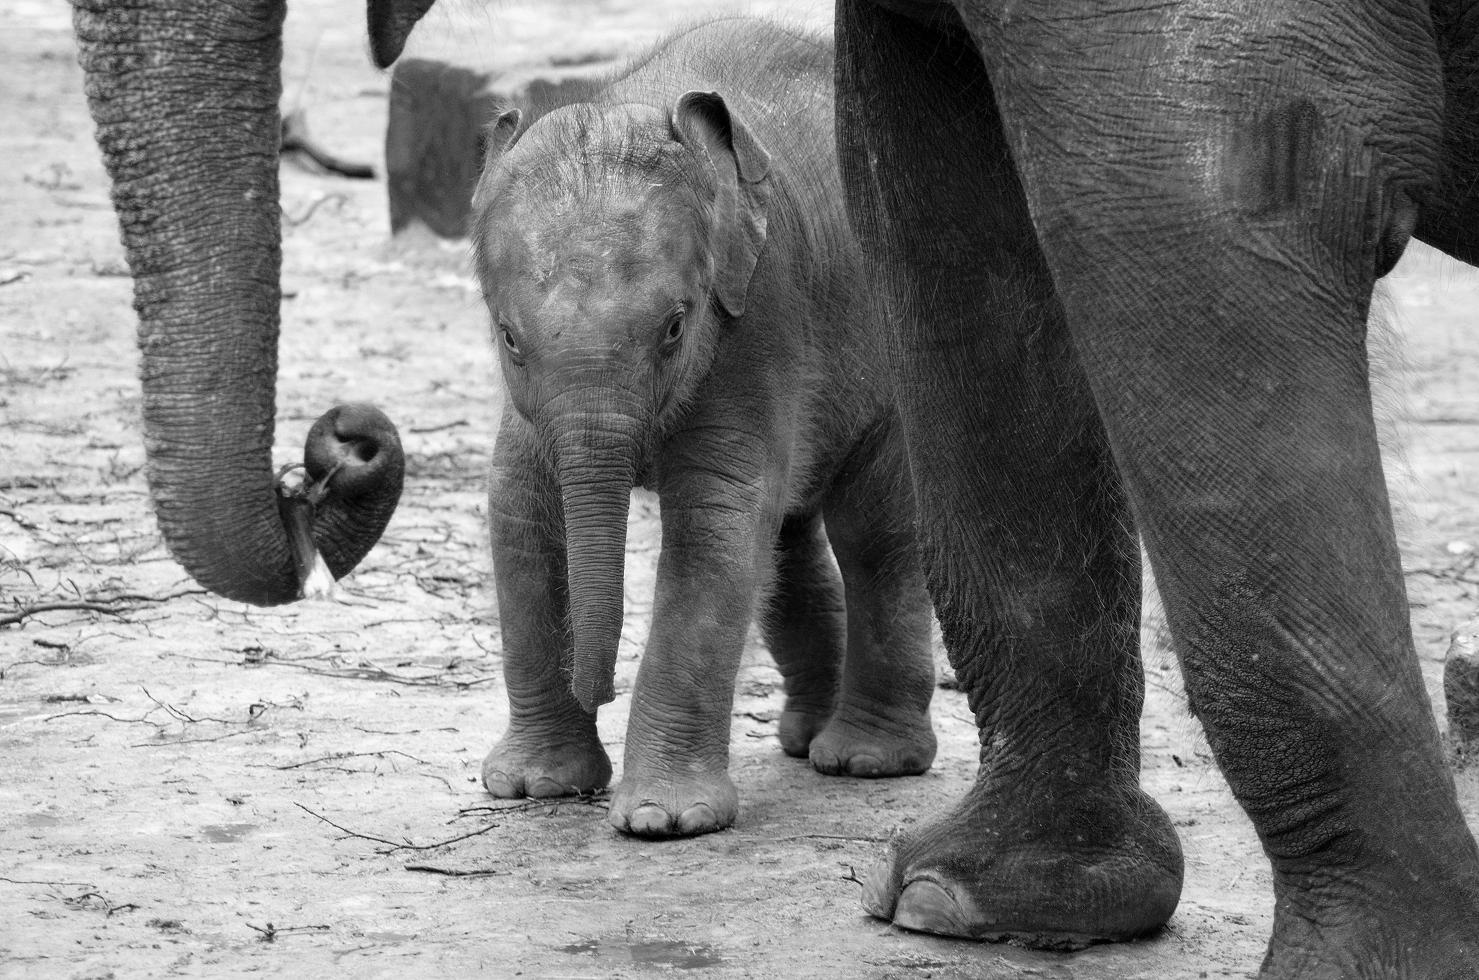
[472,93,771,443]
[470,92,772,710]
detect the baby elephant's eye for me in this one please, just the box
[662,309,685,347]
[499,323,522,357]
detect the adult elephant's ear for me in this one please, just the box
[368,0,440,69]
[672,91,773,318]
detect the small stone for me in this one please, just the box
[1446,540,1474,556]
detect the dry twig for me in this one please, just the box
[771,833,889,844]
[130,730,259,748]
[1,588,205,627]
[294,803,408,850]
[179,650,499,688]
[455,794,610,818]
[404,864,508,877]
[298,802,505,853]
[281,192,349,226]
[273,749,433,771]
[247,921,332,942]
[59,889,139,916]
[299,794,609,855]
[0,876,96,888]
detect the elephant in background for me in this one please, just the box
[72,0,1479,977]
[386,58,499,239]
[385,59,591,239]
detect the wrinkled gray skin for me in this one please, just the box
[833,1,1479,977]
[74,0,1479,975]
[73,0,405,605]
[470,19,937,838]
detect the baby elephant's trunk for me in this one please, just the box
[550,405,643,713]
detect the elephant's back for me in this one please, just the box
[608,18,832,95]
[600,17,835,157]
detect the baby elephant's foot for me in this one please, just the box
[608,769,739,838]
[482,731,612,799]
[808,706,936,778]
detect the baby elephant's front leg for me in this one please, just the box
[609,488,774,838]
[482,432,612,799]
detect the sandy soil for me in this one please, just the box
[3,2,1478,977]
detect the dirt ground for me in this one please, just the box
[4,2,1479,978]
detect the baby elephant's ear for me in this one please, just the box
[471,107,523,212]
[672,91,773,318]
[479,107,523,174]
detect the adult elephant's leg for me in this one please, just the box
[762,513,846,758]
[482,413,611,798]
[963,2,1479,974]
[837,3,1181,945]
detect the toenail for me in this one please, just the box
[893,879,975,937]
[848,755,884,777]
[483,772,519,797]
[860,857,899,919]
[626,804,672,837]
[677,803,718,835]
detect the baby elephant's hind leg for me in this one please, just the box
[763,514,846,757]
[812,442,937,778]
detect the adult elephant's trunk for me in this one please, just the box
[73,0,403,605]
[551,407,642,713]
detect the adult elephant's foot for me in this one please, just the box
[481,730,611,798]
[608,767,739,838]
[807,705,936,778]
[1257,856,1479,978]
[863,780,1183,948]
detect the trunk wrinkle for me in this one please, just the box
[74,1,402,605]
[552,411,642,712]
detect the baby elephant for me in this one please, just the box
[471,18,936,837]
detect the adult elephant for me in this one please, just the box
[73,0,1479,977]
